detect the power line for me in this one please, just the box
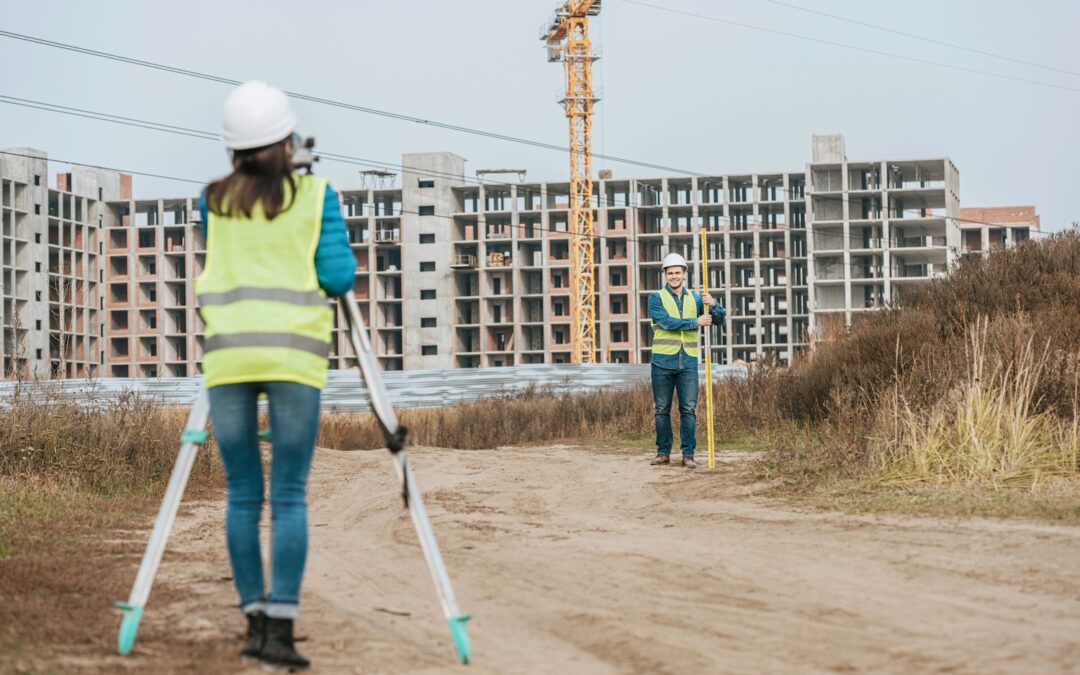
[0,95,218,141]
[0,94,703,217]
[0,15,1072,234]
[0,29,704,176]
[0,94,641,212]
[0,27,1064,228]
[0,95,1037,252]
[0,96,1049,243]
[755,0,1080,79]
[616,0,1080,94]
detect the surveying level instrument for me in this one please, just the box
[291,134,318,174]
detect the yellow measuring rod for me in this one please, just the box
[699,227,716,470]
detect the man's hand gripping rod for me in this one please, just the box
[340,291,472,665]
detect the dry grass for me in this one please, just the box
[877,325,1080,488]
[0,478,245,674]
[0,390,227,672]
[753,230,1080,507]
[320,385,655,450]
[318,362,786,453]
[0,388,223,496]
[781,231,1080,427]
[0,388,224,561]
[781,477,1080,523]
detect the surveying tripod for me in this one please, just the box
[115,137,471,665]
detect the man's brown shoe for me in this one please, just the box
[650,454,671,465]
[681,456,698,469]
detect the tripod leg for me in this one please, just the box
[339,292,471,664]
[115,386,211,655]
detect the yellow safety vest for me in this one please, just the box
[651,288,699,358]
[196,174,334,389]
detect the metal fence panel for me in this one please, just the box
[0,364,747,412]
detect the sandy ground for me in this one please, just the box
[62,445,1080,674]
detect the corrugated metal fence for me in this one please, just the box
[0,364,748,412]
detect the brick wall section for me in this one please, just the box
[960,206,1040,228]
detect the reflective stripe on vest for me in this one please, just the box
[197,287,328,307]
[195,174,334,390]
[203,332,329,357]
[651,288,699,358]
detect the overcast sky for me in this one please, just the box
[2,0,1077,229]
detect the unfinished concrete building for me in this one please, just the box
[100,188,410,378]
[101,196,205,377]
[443,160,811,366]
[1,135,1006,376]
[0,149,128,379]
[302,135,957,369]
[806,134,960,337]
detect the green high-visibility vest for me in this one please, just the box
[651,288,699,358]
[196,174,334,389]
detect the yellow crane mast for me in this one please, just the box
[541,0,601,363]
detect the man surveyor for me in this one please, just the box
[648,252,725,469]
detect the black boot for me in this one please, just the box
[260,617,310,671]
[241,611,266,661]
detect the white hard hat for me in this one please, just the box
[222,81,298,151]
[662,252,688,270]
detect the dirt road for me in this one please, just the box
[71,445,1080,674]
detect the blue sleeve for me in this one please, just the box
[712,301,726,323]
[314,183,356,297]
[695,292,726,323]
[648,292,697,331]
[198,191,208,238]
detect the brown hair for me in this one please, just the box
[206,138,296,220]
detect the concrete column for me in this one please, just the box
[783,173,794,364]
[840,161,852,327]
[880,161,892,304]
[721,175,734,365]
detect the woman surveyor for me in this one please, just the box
[196,80,355,670]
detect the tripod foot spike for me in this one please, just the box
[448,614,472,664]
[114,601,143,655]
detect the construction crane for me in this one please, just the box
[541,0,601,364]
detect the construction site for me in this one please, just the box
[1,1,1078,673]
[0,141,1041,378]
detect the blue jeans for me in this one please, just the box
[652,363,698,457]
[208,381,322,619]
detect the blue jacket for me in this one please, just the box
[199,183,355,297]
[648,284,726,370]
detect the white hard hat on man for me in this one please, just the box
[661,252,687,271]
[222,81,298,151]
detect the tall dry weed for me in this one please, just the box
[760,231,1080,486]
[319,373,779,452]
[706,355,785,434]
[0,389,222,495]
[878,322,1080,487]
[319,385,656,450]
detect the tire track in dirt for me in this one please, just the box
[91,444,1080,674]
